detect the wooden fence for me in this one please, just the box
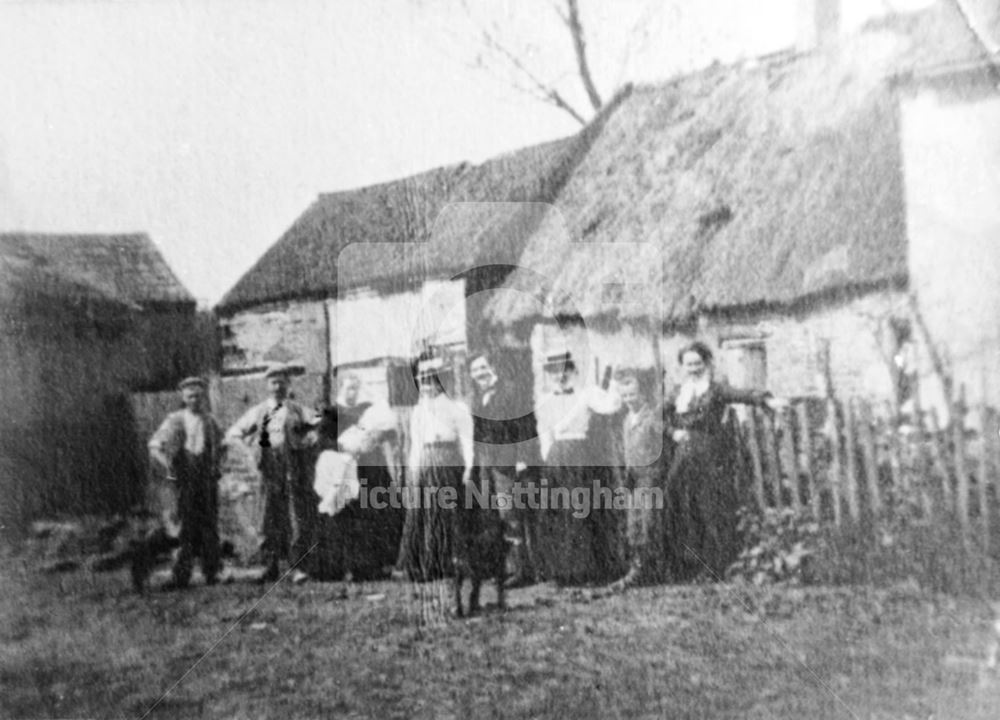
[733,391,1000,550]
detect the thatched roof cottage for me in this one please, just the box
[214,120,621,409]
[484,0,1000,413]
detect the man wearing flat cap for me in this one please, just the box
[148,376,225,590]
[226,364,319,584]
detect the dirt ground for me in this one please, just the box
[3,553,1000,720]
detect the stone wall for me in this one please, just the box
[219,300,327,375]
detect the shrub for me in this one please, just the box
[726,506,821,585]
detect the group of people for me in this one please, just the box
[147,340,783,593]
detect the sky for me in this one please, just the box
[0,0,913,306]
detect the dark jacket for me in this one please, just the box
[471,381,541,472]
[665,381,771,437]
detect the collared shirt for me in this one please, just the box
[226,398,317,451]
[149,408,222,471]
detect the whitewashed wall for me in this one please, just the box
[329,278,466,368]
[901,76,1000,411]
[220,300,327,374]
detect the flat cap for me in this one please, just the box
[264,363,292,379]
[177,376,208,390]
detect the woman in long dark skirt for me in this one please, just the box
[535,350,622,585]
[314,373,403,581]
[397,355,473,581]
[664,341,784,581]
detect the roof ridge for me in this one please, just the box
[0,231,151,241]
[317,162,469,200]
[0,232,194,306]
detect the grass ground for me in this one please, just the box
[3,552,1000,720]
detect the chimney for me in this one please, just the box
[797,0,841,51]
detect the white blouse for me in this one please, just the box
[535,385,622,461]
[407,394,474,472]
[674,376,711,414]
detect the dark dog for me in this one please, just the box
[452,501,507,618]
[92,527,181,592]
[91,514,182,593]
[90,511,235,593]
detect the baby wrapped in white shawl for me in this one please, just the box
[313,402,397,516]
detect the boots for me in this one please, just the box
[256,558,280,585]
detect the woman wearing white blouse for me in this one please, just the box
[398,355,474,581]
[534,350,622,584]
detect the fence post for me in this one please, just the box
[797,402,819,518]
[779,407,800,511]
[992,408,1000,552]
[744,410,766,509]
[858,400,882,517]
[910,390,934,517]
[843,399,861,521]
[952,387,970,540]
[977,403,991,553]
[883,400,905,493]
[761,408,783,507]
[927,408,954,512]
[827,398,844,527]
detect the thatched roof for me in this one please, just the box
[0,253,129,314]
[216,132,600,314]
[486,2,992,326]
[0,233,194,310]
[217,165,464,313]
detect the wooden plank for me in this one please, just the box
[744,409,766,510]
[857,399,882,517]
[978,403,991,552]
[760,407,783,507]
[952,387,970,538]
[883,400,905,493]
[909,392,933,518]
[843,399,861,521]
[927,408,954,512]
[992,409,1000,550]
[728,410,746,494]
[826,398,844,527]
[797,402,819,518]
[779,407,800,511]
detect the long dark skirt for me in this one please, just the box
[453,465,507,580]
[664,433,740,580]
[315,463,404,581]
[398,443,464,581]
[536,439,620,585]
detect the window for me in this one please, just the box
[720,339,767,390]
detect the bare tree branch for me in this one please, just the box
[565,0,603,111]
[426,0,600,124]
[479,26,588,124]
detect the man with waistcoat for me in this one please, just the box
[227,364,319,584]
[148,376,224,590]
